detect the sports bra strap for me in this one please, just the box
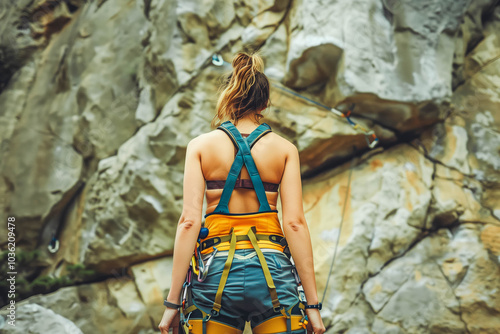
[246,123,271,148]
[212,121,272,214]
[212,149,244,214]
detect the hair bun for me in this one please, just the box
[232,52,264,74]
[211,51,270,128]
[251,54,264,73]
[232,52,251,70]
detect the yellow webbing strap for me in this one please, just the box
[211,227,237,314]
[183,304,197,315]
[247,226,281,311]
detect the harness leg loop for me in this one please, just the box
[210,227,237,317]
[247,226,282,312]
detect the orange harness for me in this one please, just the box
[199,211,285,255]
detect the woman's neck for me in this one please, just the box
[232,115,261,133]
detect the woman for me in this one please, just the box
[158,52,326,334]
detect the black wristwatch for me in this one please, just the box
[304,302,322,310]
[164,300,181,310]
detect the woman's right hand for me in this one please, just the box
[305,308,326,334]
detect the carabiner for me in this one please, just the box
[197,247,218,282]
[191,255,199,276]
[291,266,301,285]
[299,314,309,329]
[185,311,193,331]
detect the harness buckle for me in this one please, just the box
[210,309,219,317]
[273,306,281,313]
[201,237,221,250]
[279,306,290,319]
[269,234,282,243]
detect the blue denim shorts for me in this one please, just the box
[190,248,304,331]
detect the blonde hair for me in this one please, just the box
[211,51,270,128]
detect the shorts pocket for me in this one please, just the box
[273,252,293,270]
[271,254,282,269]
[263,252,287,271]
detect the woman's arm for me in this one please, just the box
[165,137,205,304]
[281,144,326,334]
[279,144,319,305]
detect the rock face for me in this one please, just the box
[0,0,499,333]
[0,303,83,334]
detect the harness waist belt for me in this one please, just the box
[200,233,284,252]
[200,211,285,255]
[201,248,284,260]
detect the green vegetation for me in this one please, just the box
[0,249,98,303]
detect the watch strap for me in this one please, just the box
[304,302,322,310]
[164,300,181,310]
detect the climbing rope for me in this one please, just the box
[320,145,357,305]
[211,54,379,148]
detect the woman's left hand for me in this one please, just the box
[158,307,180,334]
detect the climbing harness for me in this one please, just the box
[211,54,379,149]
[179,120,306,334]
[177,55,381,330]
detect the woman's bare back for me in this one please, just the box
[200,128,290,215]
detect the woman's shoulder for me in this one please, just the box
[187,130,225,151]
[191,128,297,153]
[190,130,221,142]
[266,132,298,154]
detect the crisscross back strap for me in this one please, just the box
[212,121,273,214]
